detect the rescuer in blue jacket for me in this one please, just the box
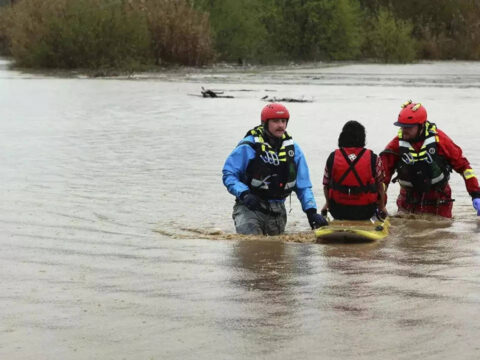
[222,103,327,235]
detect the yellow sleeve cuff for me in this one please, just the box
[463,169,476,180]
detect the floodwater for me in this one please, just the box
[1,58,480,359]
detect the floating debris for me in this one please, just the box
[261,95,313,103]
[200,86,234,98]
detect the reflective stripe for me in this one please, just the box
[399,140,410,148]
[399,174,444,187]
[285,180,296,189]
[251,179,268,189]
[398,180,413,187]
[412,103,422,111]
[282,139,294,147]
[464,169,476,180]
[423,136,436,146]
[431,173,445,184]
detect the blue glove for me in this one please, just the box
[240,191,260,211]
[306,209,328,229]
[473,198,480,216]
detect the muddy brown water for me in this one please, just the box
[1,59,480,359]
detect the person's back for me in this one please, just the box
[322,121,386,220]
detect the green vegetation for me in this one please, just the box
[134,0,213,66]
[1,0,213,69]
[0,4,11,55]
[263,0,364,61]
[363,8,417,63]
[0,0,479,69]
[7,0,151,69]
[194,0,270,63]
[358,0,480,60]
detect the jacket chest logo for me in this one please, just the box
[260,151,280,166]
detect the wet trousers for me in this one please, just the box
[232,201,287,235]
[329,199,377,220]
[396,184,453,218]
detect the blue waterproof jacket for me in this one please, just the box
[222,135,317,211]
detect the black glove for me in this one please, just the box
[240,191,260,211]
[375,208,388,221]
[306,208,328,229]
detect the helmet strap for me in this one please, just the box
[411,124,426,143]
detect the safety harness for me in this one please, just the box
[240,125,297,200]
[395,122,451,193]
[329,148,377,196]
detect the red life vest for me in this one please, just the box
[328,148,378,206]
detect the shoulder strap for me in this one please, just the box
[326,151,335,175]
[337,148,367,187]
[237,140,255,149]
[370,151,377,177]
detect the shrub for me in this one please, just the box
[7,0,151,69]
[132,0,214,66]
[194,0,271,63]
[312,0,364,60]
[364,7,417,63]
[0,5,12,55]
[265,0,364,61]
[6,0,214,69]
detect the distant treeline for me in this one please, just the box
[0,0,479,70]
[196,0,480,63]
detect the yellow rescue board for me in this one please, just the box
[314,218,390,242]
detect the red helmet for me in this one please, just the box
[394,100,427,127]
[261,103,290,123]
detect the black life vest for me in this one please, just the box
[328,148,378,206]
[396,122,451,193]
[241,125,297,200]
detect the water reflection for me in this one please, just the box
[3,58,480,359]
[221,240,302,350]
[231,239,291,292]
[319,241,386,317]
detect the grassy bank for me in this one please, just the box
[1,0,213,70]
[1,0,479,71]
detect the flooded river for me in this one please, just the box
[1,58,480,359]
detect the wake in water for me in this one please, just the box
[154,224,317,243]
[154,213,470,244]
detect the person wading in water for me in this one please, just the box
[222,103,327,235]
[380,100,480,218]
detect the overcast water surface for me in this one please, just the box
[1,58,480,359]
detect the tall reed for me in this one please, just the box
[131,0,214,66]
[6,0,214,69]
[0,5,12,55]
